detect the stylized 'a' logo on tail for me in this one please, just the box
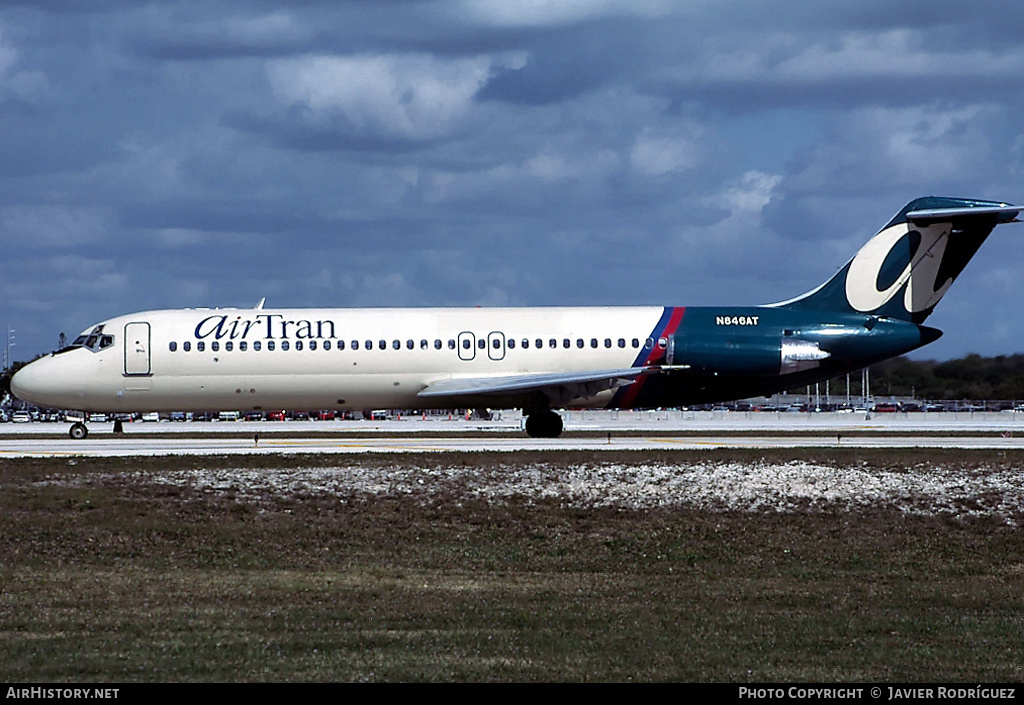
[773,197,1021,324]
[844,220,956,316]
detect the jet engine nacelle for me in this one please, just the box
[665,335,829,376]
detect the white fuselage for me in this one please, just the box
[14,306,669,413]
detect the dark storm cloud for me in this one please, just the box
[476,19,648,105]
[3,0,1024,360]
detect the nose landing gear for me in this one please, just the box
[69,422,88,440]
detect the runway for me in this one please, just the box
[4,410,1024,457]
[2,431,1024,457]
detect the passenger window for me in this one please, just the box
[225,341,233,352]
[478,339,486,349]
[618,338,626,348]
[211,341,220,352]
[549,339,556,348]
[434,339,442,350]
[448,339,456,349]
[352,340,359,350]
[281,341,290,351]
[377,340,385,350]
[309,340,317,351]
[183,341,191,352]
[267,341,275,351]
[604,339,611,348]
[365,340,372,350]
[508,339,515,349]
[197,341,205,352]
[420,340,428,349]
[462,339,471,350]
[240,341,248,351]
[576,339,584,348]
[169,342,177,352]
[323,340,331,350]
[632,338,640,348]
[393,340,401,350]
[563,339,570,349]
[522,339,529,349]
[253,341,261,351]
[295,341,303,351]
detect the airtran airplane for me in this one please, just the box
[11,196,1021,439]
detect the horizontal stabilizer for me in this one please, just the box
[906,204,1021,225]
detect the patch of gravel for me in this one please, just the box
[64,460,1024,524]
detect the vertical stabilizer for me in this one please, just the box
[774,197,1020,323]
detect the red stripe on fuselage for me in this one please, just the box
[615,306,685,409]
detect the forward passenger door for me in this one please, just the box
[124,322,151,376]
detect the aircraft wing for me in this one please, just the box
[417,367,650,406]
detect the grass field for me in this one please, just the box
[2,449,1023,682]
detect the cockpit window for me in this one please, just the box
[68,325,113,353]
[55,324,111,355]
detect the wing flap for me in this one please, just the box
[417,368,649,405]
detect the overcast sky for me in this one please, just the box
[3,0,1024,361]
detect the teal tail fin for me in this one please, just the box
[775,197,1020,323]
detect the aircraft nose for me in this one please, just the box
[10,355,78,408]
[11,358,48,405]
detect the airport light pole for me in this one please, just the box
[3,327,12,371]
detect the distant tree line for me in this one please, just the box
[817,354,1024,401]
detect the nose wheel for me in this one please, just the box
[69,422,88,440]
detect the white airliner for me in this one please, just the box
[11,196,1021,439]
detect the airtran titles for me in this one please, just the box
[194,314,337,341]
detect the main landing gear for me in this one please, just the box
[524,409,563,438]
